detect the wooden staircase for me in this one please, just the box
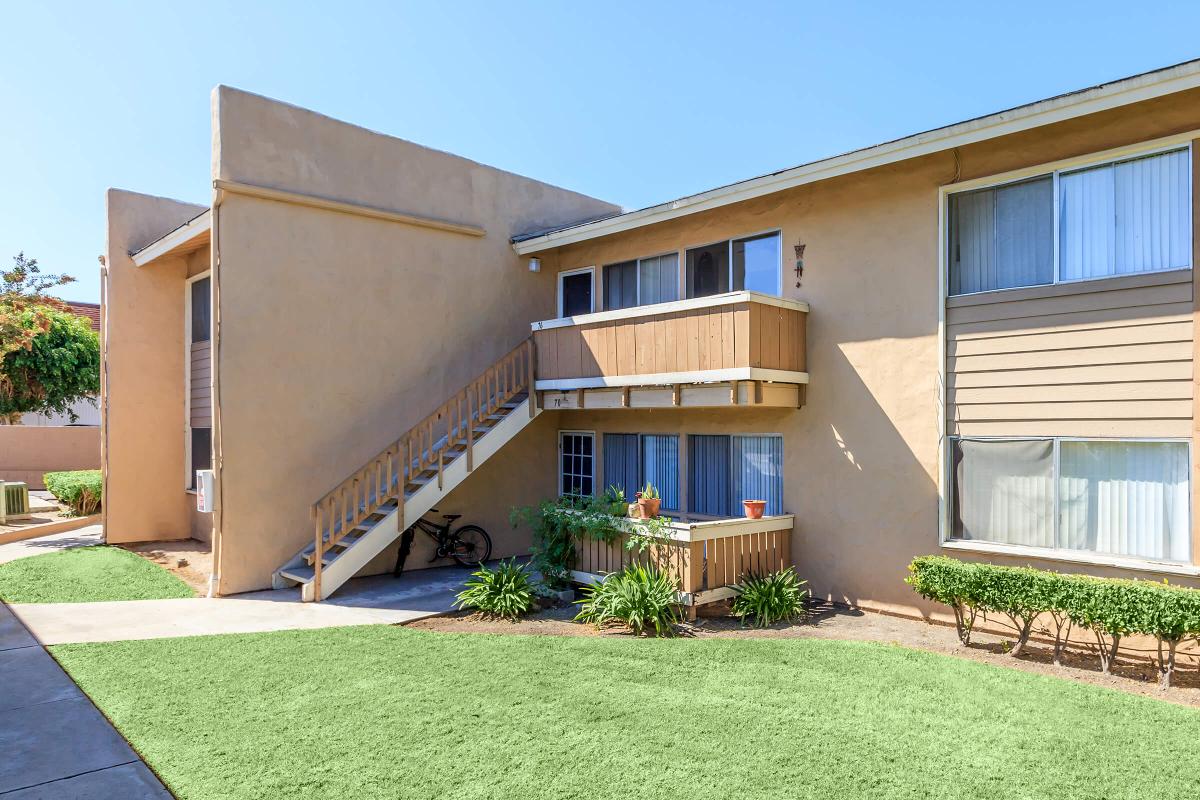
[275,339,539,601]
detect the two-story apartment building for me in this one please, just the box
[104,61,1200,614]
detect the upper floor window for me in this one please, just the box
[686,231,782,299]
[947,148,1191,296]
[603,253,679,311]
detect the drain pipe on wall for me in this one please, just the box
[207,183,226,598]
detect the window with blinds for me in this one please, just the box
[947,147,1191,295]
[951,437,1190,562]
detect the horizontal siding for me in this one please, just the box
[190,341,212,428]
[946,276,1193,438]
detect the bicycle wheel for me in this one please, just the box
[448,524,492,567]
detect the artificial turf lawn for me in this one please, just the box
[51,626,1200,800]
[0,546,194,603]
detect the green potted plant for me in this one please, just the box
[636,482,661,519]
[603,485,628,516]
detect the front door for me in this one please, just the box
[559,269,594,317]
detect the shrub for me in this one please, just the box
[907,555,1200,687]
[454,559,536,620]
[43,469,102,516]
[576,564,680,636]
[731,567,809,627]
[510,495,673,588]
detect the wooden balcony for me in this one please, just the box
[571,514,795,618]
[531,292,809,409]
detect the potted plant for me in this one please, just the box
[603,485,627,516]
[636,482,661,519]
[742,499,767,519]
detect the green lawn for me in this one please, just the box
[51,626,1199,800]
[0,546,194,603]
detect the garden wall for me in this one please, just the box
[0,426,100,489]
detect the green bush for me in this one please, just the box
[43,469,102,516]
[576,564,681,636]
[731,567,809,627]
[907,555,1200,687]
[454,559,536,620]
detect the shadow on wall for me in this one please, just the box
[794,335,940,611]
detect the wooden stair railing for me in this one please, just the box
[309,338,537,599]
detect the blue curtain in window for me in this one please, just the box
[603,434,639,500]
[689,435,731,516]
[732,435,784,515]
[641,435,680,511]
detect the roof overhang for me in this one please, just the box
[130,210,212,267]
[513,59,1200,255]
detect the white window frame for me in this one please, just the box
[684,228,783,299]
[556,266,595,318]
[943,138,1194,298]
[943,435,1194,570]
[558,430,596,497]
[184,270,212,493]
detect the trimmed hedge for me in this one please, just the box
[906,556,1200,688]
[43,469,102,516]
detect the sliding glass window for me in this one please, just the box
[951,437,1190,562]
[947,147,1191,295]
[686,232,782,299]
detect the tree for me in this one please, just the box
[0,253,88,424]
[0,307,99,424]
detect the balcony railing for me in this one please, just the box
[571,514,795,618]
[531,291,809,391]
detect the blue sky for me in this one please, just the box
[4,1,1200,303]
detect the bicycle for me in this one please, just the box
[392,508,492,578]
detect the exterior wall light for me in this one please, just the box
[528,257,542,273]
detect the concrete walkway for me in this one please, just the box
[0,603,172,798]
[0,524,103,565]
[10,566,469,645]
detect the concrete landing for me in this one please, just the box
[10,566,471,645]
[0,603,172,798]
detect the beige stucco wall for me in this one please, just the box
[210,86,620,594]
[0,427,100,489]
[539,91,1200,615]
[103,190,208,543]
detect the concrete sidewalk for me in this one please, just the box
[10,566,469,645]
[0,524,103,565]
[0,603,172,798]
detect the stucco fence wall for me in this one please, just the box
[0,426,100,489]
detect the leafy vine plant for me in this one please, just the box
[510,486,675,589]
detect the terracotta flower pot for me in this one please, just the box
[637,497,662,519]
[742,500,767,519]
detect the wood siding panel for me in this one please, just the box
[946,277,1195,438]
[533,299,809,383]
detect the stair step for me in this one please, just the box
[280,565,316,584]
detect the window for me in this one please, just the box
[948,177,1053,295]
[732,232,782,295]
[686,232,781,299]
[603,261,637,311]
[603,254,679,311]
[558,268,594,317]
[602,433,680,511]
[638,254,679,305]
[951,438,1190,562]
[1060,149,1191,280]
[190,426,211,490]
[559,432,594,497]
[688,434,784,516]
[191,277,211,343]
[947,148,1191,295]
